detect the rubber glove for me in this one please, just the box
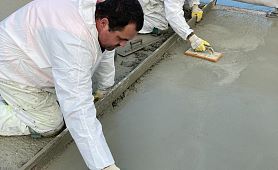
[93,89,108,102]
[192,4,203,22]
[188,34,211,52]
[103,164,120,170]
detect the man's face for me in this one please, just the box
[97,18,137,51]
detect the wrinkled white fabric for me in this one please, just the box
[0,79,63,135]
[138,0,168,33]
[164,0,194,40]
[139,0,198,39]
[233,0,278,8]
[94,50,115,90]
[0,98,30,136]
[0,0,114,169]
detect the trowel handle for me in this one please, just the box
[130,39,143,49]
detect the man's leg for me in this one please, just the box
[0,79,64,137]
[0,97,30,136]
[138,0,168,34]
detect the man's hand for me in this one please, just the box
[103,164,120,170]
[188,34,211,52]
[93,89,108,102]
[192,4,203,22]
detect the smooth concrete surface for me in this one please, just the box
[0,0,32,21]
[43,7,278,170]
[201,0,272,11]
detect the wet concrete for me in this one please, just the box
[0,136,52,168]
[43,7,278,170]
[114,32,173,83]
[0,0,31,21]
[201,0,272,11]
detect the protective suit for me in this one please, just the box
[138,0,169,33]
[0,0,115,169]
[139,0,210,52]
[139,0,200,39]
[94,50,116,91]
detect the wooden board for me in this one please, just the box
[184,48,223,62]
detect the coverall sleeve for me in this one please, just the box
[46,29,114,170]
[164,0,194,40]
[94,50,116,90]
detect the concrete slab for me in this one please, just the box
[0,0,31,21]
[42,6,278,170]
[201,0,272,11]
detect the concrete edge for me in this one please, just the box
[20,33,178,170]
[21,1,216,169]
[96,0,216,115]
[95,34,178,116]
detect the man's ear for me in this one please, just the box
[99,18,109,30]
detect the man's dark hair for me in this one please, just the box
[96,0,144,32]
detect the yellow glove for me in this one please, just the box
[103,164,120,170]
[191,4,203,22]
[93,89,108,102]
[188,34,211,52]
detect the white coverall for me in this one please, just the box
[94,50,115,91]
[139,0,200,40]
[0,0,114,169]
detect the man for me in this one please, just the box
[139,0,211,52]
[0,0,144,169]
[94,0,210,101]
